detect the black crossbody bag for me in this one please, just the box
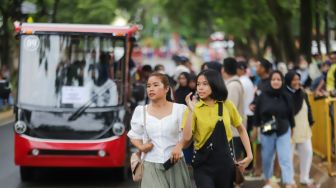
[260,115,277,134]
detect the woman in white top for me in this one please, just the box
[285,71,315,186]
[127,72,191,188]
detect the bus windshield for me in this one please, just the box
[18,34,126,109]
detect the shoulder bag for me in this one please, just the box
[230,139,245,185]
[130,105,148,182]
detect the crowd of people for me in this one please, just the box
[0,64,13,110]
[126,50,336,188]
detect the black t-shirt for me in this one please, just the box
[254,91,295,136]
[175,86,191,105]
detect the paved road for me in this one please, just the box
[0,121,264,188]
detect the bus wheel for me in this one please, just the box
[20,167,34,182]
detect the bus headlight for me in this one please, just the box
[14,121,27,134]
[98,150,106,157]
[32,149,39,156]
[112,122,125,136]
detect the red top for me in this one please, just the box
[19,23,138,37]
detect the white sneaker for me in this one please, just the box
[300,178,314,185]
[262,184,272,188]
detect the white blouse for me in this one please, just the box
[127,103,186,163]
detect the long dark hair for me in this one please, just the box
[196,69,228,101]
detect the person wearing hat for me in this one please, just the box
[201,61,222,73]
[174,56,191,81]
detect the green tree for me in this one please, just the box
[0,0,23,69]
[160,0,304,62]
[57,0,118,24]
[27,0,118,24]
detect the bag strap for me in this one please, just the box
[141,105,150,160]
[231,138,237,162]
[143,105,148,137]
[226,79,245,96]
[217,101,237,162]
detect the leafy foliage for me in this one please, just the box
[1,0,336,66]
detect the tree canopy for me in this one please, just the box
[0,0,336,67]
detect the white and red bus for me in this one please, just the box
[13,23,138,181]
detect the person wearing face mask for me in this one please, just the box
[248,57,260,85]
[296,55,312,89]
[252,71,296,188]
[127,72,191,188]
[285,71,315,187]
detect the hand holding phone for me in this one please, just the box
[163,159,175,170]
[194,91,199,100]
[185,92,197,112]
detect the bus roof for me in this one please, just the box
[19,23,138,37]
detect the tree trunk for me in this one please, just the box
[35,0,49,22]
[0,13,10,67]
[235,38,253,58]
[324,0,330,54]
[264,33,283,61]
[51,0,60,23]
[300,0,312,62]
[0,0,22,69]
[315,0,322,55]
[266,0,297,62]
[248,28,262,57]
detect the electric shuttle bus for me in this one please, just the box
[14,23,138,181]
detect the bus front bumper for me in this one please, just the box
[14,134,127,168]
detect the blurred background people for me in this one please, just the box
[174,72,192,105]
[222,58,246,180]
[296,55,312,89]
[0,72,11,109]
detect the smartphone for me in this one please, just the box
[163,159,175,170]
[193,91,199,100]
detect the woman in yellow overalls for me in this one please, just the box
[181,69,253,188]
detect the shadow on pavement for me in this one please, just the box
[20,168,135,187]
